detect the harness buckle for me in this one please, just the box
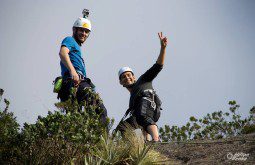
[151,101,156,109]
[142,97,156,110]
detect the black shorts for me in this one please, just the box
[134,96,161,128]
[118,114,156,134]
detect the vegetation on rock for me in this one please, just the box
[159,101,255,142]
[0,88,164,164]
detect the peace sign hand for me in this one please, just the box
[158,32,168,48]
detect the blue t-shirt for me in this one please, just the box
[60,36,86,77]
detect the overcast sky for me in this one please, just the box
[0,0,254,129]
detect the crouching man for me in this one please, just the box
[117,32,168,142]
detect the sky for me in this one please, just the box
[0,0,255,129]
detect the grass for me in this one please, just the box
[84,127,168,165]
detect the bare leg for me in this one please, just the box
[146,125,159,141]
[142,130,151,141]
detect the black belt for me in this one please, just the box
[63,72,95,88]
[63,72,85,80]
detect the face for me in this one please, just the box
[119,71,136,87]
[73,27,90,44]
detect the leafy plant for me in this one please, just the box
[0,89,21,164]
[1,88,165,164]
[160,101,255,142]
[19,88,110,164]
[86,128,166,165]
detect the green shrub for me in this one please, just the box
[160,101,255,142]
[19,88,111,164]
[0,89,21,163]
[0,87,166,164]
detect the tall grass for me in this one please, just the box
[85,128,167,165]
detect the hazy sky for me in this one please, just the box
[0,0,254,128]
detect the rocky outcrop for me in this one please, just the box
[154,133,255,164]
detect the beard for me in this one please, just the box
[73,32,86,45]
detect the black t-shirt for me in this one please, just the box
[129,63,163,108]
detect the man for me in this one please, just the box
[58,13,107,122]
[118,32,168,142]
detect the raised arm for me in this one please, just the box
[156,32,168,65]
[139,33,168,82]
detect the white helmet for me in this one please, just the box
[73,17,92,31]
[118,67,133,79]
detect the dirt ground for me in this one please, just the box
[153,133,255,164]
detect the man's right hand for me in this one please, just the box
[71,71,80,87]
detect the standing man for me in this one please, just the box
[58,10,107,122]
[117,32,168,142]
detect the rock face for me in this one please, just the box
[153,133,255,164]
